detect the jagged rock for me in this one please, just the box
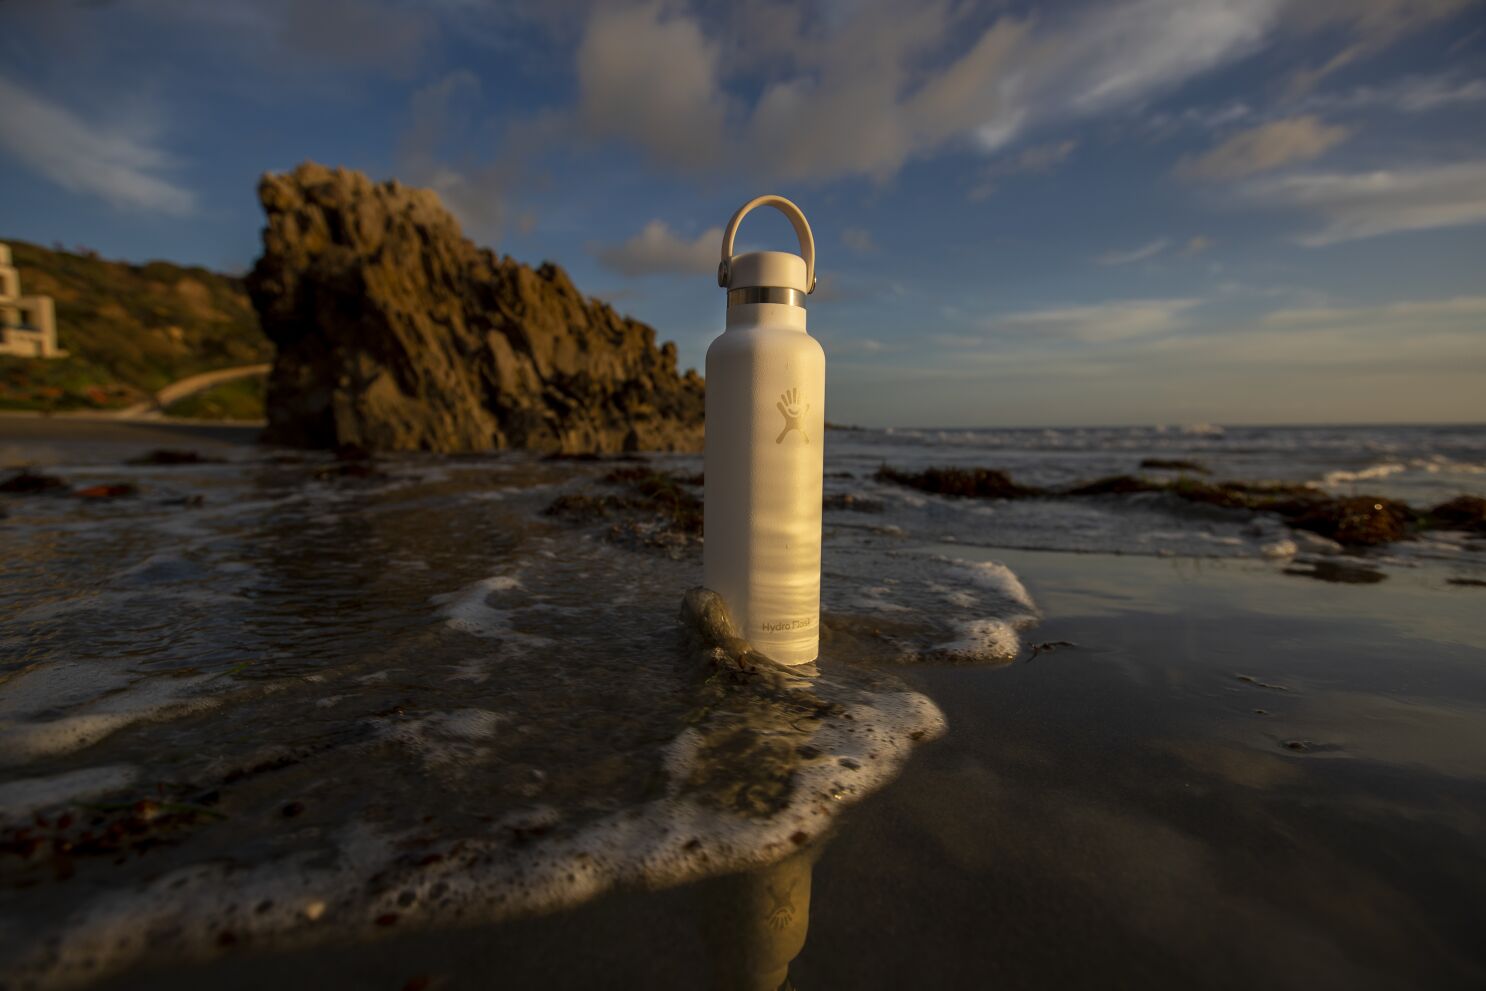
[246,163,704,453]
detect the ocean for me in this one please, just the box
[1,418,1483,989]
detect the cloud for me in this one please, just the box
[575,3,729,170]
[394,70,523,237]
[1280,0,1480,94]
[968,139,1078,200]
[1261,295,1486,327]
[979,298,1203,343]
[1303,73,1486,114]
[841,227,877,254]
[1095,239,1171,266]
[275,0,433,75]
[593,220,722,277]
[1183,235,1215,255]
[125,0,434,76]
[1245,160,1486,245]
[1177,116,1351,180]
[855,290,1484,426]
[569,0,1290,182]
[0,75,194,215]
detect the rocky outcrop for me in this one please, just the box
[246,163,704,453]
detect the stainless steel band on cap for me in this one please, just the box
[727,287,808,308]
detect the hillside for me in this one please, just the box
[0,239,269,413]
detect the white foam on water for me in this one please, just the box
[446,660,490,683]
[434,573,555,652]
[374,708,508,766]
[940,617,1026,659]
[0,662,133,719]
[0,673,223,765]
[0,766,138,822]
[1321,462,1408,486]
[12,688,945,989]
[822,551,1040,662]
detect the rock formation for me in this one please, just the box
[246,163,704,453]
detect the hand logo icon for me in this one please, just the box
[765,879,798,930]
[775,388,810,444]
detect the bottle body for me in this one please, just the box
[704,303,826,665]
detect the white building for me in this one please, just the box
[0,243,64,358]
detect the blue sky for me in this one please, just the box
[2,0,1484,427]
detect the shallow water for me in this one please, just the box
[2,419,1485,989]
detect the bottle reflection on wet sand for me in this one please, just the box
[704,845,816,991]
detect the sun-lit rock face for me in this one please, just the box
[248,162,704,453]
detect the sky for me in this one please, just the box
[1,0,1484,428]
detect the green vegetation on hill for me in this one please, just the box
[162,375,267,421]
[0,239,269,414]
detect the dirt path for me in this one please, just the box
[113,363,271,419]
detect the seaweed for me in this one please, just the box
[125,449,221,466]
[544,467,704,549]
[873,464,1038,499]
[1139,457,1209,473]
[1427,495,1486,533]
[0,470,68,494]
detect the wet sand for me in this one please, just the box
[88,548,1486,990]
[0,414,261,466]
[5,417,1484,988]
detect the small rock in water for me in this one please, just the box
[1139,457,1209,473]
[1427,495,1486,533]
[1283,559,1387,584]
[823,492,884,513]
[0,470,67,494]
[1289,496,1413,547]
[125,449,219,466]
[74,484,138,500]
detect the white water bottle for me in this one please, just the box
[704,195,826,665]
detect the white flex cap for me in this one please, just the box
[726,251,808,293]
[718,194,817,297]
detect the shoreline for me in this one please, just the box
[67,545,1486,990]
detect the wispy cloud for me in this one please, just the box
[873,290,1485,425]
[1302,73,1486,114]
[968,139,1078,200]
[592,220,721,277]
[394,70,533,239]
[1177,116,1351,180]
[978,298,1203,343]
[1280,0,1480,94]
[1245,160,1486,245]
[1095,239,1171,266]
[569,0,1290,182]
[0,75,194,216]
[841,227,877,254]
[1262,295,1486,327]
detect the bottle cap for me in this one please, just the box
[719,195,816,308]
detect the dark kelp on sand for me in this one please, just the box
[874,464,1482,548]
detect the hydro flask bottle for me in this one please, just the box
[704,195,826,665]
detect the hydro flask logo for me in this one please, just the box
[765,878,798,930]
[775,388,811,444]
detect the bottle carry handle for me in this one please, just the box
[718,195,816,294]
